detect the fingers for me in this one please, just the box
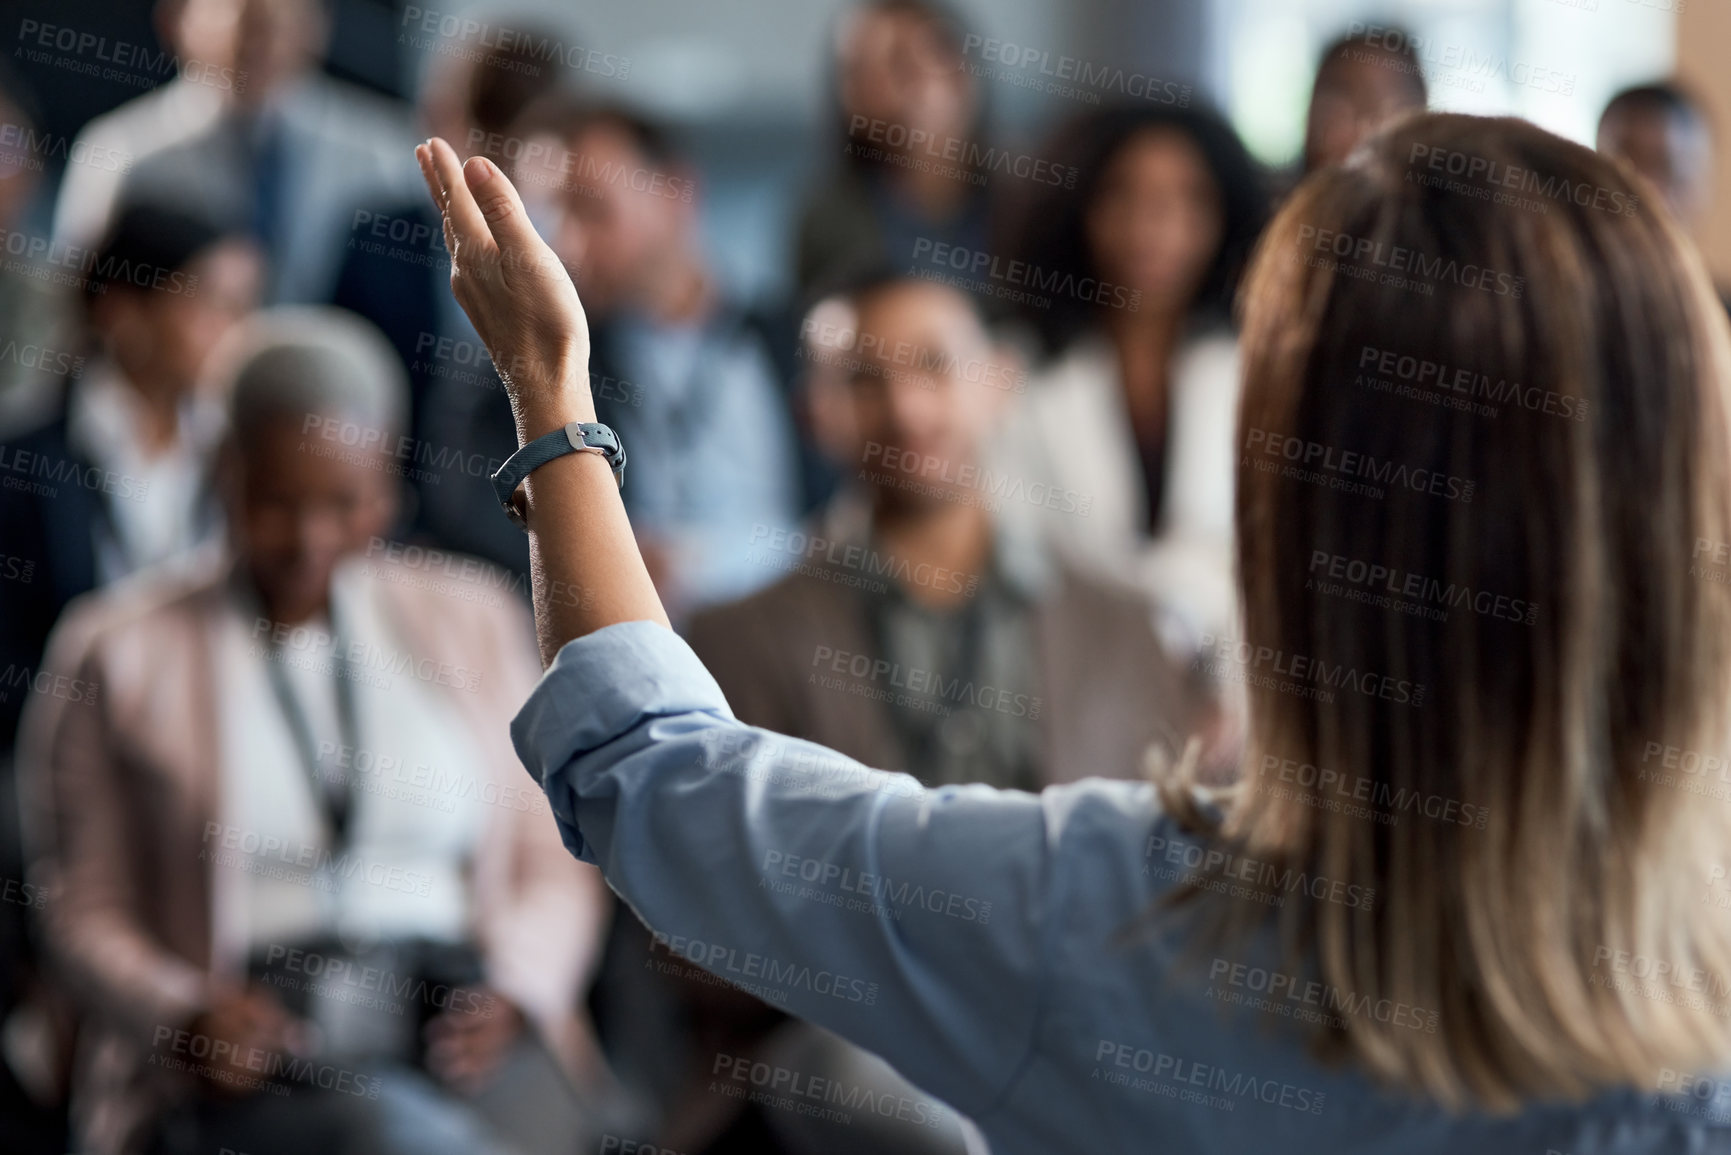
[415,142,458,258]
[425,137,495,261]
[459,152,546,259]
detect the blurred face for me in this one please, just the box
[1599,104,1714,235]
[548,122,689,317]
[1085,128,1225,313]
[95,238,263,398]
[838,7,976,149]
[168,0,324,108]
[1304,51,1423,172]
[230,417,396,622]
[844,281,1006,513]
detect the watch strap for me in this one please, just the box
[491,421,625,529]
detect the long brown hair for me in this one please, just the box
[1163,112,1731,1110]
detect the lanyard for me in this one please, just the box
[257,601,362,853]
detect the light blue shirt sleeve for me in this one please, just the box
[510,620,1060,1120]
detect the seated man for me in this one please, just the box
[519,102,802,619]
[688,272,1228,790]
[18,309,616,1155]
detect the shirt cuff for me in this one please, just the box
[510,620,734,794]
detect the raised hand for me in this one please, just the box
[414,137,595,435]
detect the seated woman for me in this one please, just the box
[987,104,1269,639]
[412,105,1731,1154]
[19,309,616,1155]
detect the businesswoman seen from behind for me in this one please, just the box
[415,111,1731,1152]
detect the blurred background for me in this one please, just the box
[3,0,1699,303]
[0,1,1719,1153]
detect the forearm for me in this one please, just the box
[513,384,671,667]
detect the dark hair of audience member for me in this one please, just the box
[1008,103,1270,358]
[1314,27,1427,107]
[1153,112,1731,1111]
[1601,80,1711,136]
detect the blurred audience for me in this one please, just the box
[55,0,419,304]
[0,200,261,754]
[988,105,1268,639]
[794,0,991,297]
[17,309,618,1155]
[1598,82,1715,239]
[1301,26,1428,176]
[516,101,801,620]
[0,64,80,437]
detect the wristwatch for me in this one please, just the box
[490,421,626,529]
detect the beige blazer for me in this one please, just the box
[17,551,610,1154]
